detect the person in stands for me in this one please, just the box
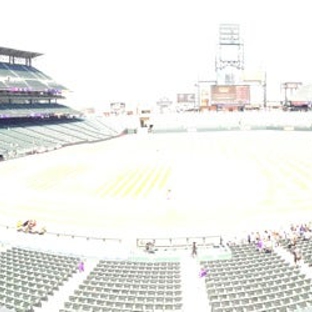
[28,220,37,233]
[78,260,85,273]
[303,230,312,241]
[256,238,263,252]
[293,248,302,266]
[199,267,208,278]
[191,242,197,258]
[16,220,23,231]
[145,241,156,254]
[263,236,273,253]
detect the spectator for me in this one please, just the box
[220,236,224,247]
[293,248,302,266]
[78,260,85,273]
[247,233,251,244]
[256,238,263,252]
[199,267,208,278]
[22,220,30,227]
[288,237,296,250]
[303,230,311,241]
[145,241,155,254]
[16,220,23,231]
[191,242,197,258]
[299,224,306,236]
[263,236,273,253]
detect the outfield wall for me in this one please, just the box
[142,111,312,133]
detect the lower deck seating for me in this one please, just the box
[280,236,312,267]
[0,247,80,312]
[202,244,312,312]
[61,260,183,312]
[0,116,122,160]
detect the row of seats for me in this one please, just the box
[61,260,183,312]
[98,259,181,267]
[79,282,181,293]
[0,247,80,312]
[281,236,312,266]
[0,62,64,91]
[2,240,312,312]
[0,116,121,159]
[202,244,312,312]
[74,288,182,298]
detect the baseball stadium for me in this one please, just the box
[1,26,312,312]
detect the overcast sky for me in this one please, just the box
[0,0,311,108]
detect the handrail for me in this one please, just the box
[0,223,122,243]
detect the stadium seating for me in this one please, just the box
[0,116,122,160]
[0,104,78,118]
[0,247,79,312]
[1,229,312,312]
[61,260,183,312]
[2,47,312,312]
[201,244,312,312]
[0,63,65,91]
[280,236,312,267]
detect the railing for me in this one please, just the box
[0,223,224,260]
[137,235,222,250]
[0,223,126,258]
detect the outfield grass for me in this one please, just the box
[0,131,312,238]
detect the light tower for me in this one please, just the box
[215,24,244,85]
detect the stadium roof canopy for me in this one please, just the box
[0,46,42,59]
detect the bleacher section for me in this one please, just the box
[0,104,77,118]
[0,63,65,91]
[0,237,312,312]
[0,247,79,312]
[201,244,312,312]
[0,47,129,161]
[61,260,183,312]
[0,117,122,160]
[280,236,312,267]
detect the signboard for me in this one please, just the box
[283,82,302,89]
[177,93,195,103]
[110,102,126,114]
[211,85,250,105]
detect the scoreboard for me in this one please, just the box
[211,85,250,106]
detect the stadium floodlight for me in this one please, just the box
[216,24,244,85]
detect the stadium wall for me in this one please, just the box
[142,111,312,133]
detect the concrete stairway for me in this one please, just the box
[180,254,211,312]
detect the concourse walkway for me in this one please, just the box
[180,254,211,312]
